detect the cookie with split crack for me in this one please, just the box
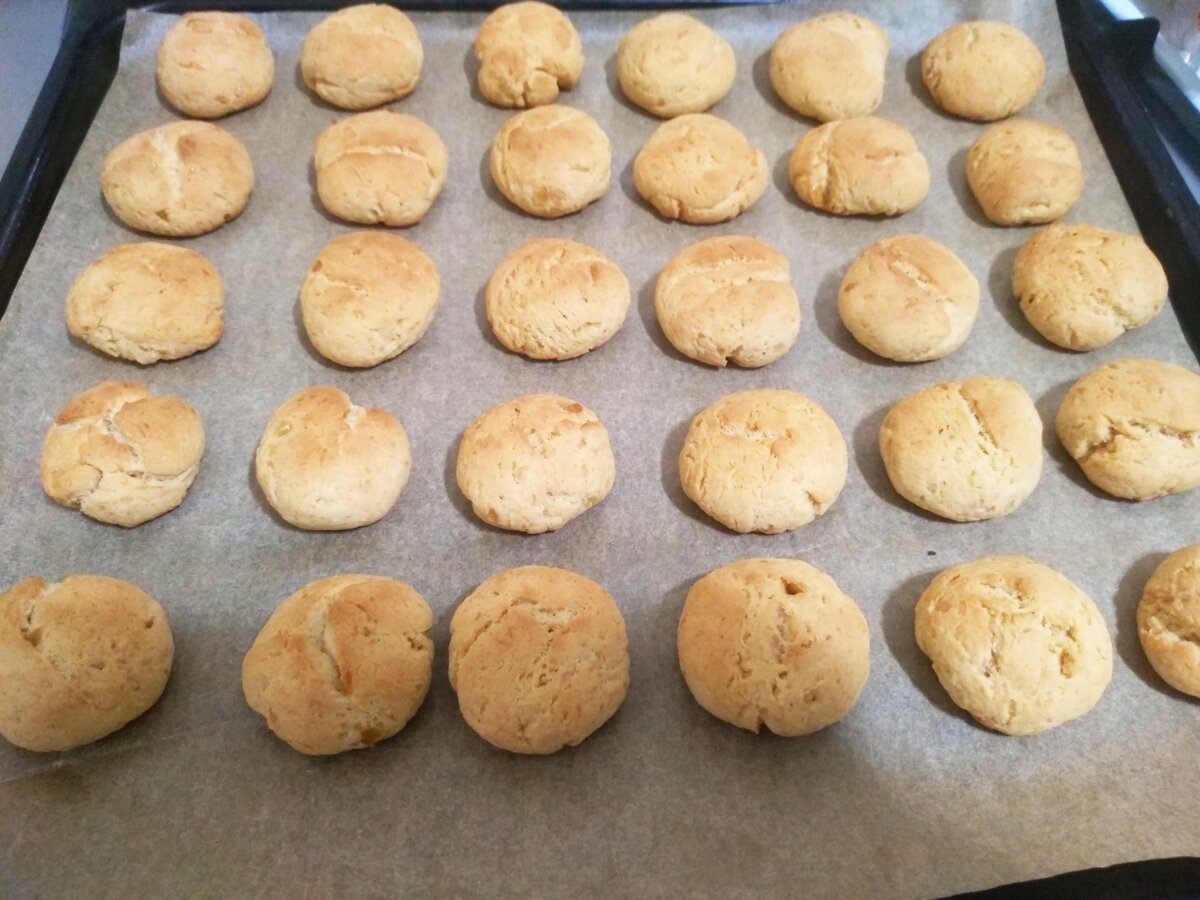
[242,575,433,755]
[1138,543,1200,699]
[474,2,583,108]
[41,380,205,527]
[449,565,628,753]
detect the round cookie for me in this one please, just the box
[489,105,611,218]
[0,575,174,752]
[101,121,253,237]
[300,232,440,368]
[449,565,629,754]
[301,5,423,110]
[1138,543,1200,698]
[880,376,1043,522]
[966,119,1084,226]
[1055,358,1200,501]
[485,238,629,360]
[788,117,929,216]
[455,394,615,533]
[769,13,889,122]
[1012,223,1168,352]
[616,12,735,118]
[314,110,448,227]
[242,575,434,755]
[838,235,979,362]
[474,2,584,108]
[678,389,847,534]
[677,559,870,736]
[922,21,1045,122]
[915,555,1113,735]
[633,114,767,224]
[255,386,411,531]
[66,242,223,365]
[655,235,800,368]
[157,11,274,118]
[41,380,205,528]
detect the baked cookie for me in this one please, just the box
[301,5,423,110]
[0,575,173,752]
[788,117,929,216]
[1138,543,1200,698]
[678,389,847,534]
[616,12,735,118]
[242,575,434,755]
[655,235,800,367]
[66,242,223,365]
[449,565,629,754]
[157,11,274,118]
[314,110,448,226]
[633,114,767,224]
[915,555,1113,735]
[966,119,1083,225]
[255,386,411,530]
[1055,358,1200,500]
[489,105,611,217]
[677,558,870,736]
[922,21,1045,122]
[880,376,1043,522]
[838,235,978,362]
[455,394,615,533]
[1012,223,1168,351]
[101,121,253,237]
[474,2,583,108]
[769,13,889,122]
[485,238,629,360]
[300,232,440,368]
[41,380,205,528]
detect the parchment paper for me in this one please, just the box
[1,4,1198,897]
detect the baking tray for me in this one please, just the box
[0,2,1199,898]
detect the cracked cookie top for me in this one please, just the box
[449,565,629,754]
[677,558,870,737]
[301,4,423,111]
[915,555,1112,736]
[1056,358,1200,500]
[40,380,205,528]
[242,575,434,755]
[965,118,1083,226]
[474,2,583,109]
[300,231,441,368]
[1138,543,1200,699]
[879,376,1043,522]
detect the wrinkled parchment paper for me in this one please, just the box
[1,4,1198,897]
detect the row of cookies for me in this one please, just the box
[98,105,1088,232]
[63,220,1168,372]
[156,7,1043,123]
[5,547,1199,756]
[39,361,1200,534]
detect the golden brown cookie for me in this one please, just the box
[242,575,434,755]
[1055,358,1200,500]
[788,117,929,216]
[66,242,223,365]
[655,235,800,367]
[314,110,448,226]
[301,4,423,110]
[915,555,1113,735]
[678,389,847,534]
[966,119,1083,225]
[474,1,583,108]
[101,121,253,237]
[1138,543,1200,698]
[41,381,205,528]
[616,12,735,118]
[769,13,889,122]
[157,12,274,118]
[633,114,767,224]
[922,21,1045,122]
[449,565,629,754]
[489,105,611,217]
[678,558,870,736]
[0,575,174,752]
[1012,223,1168,351]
